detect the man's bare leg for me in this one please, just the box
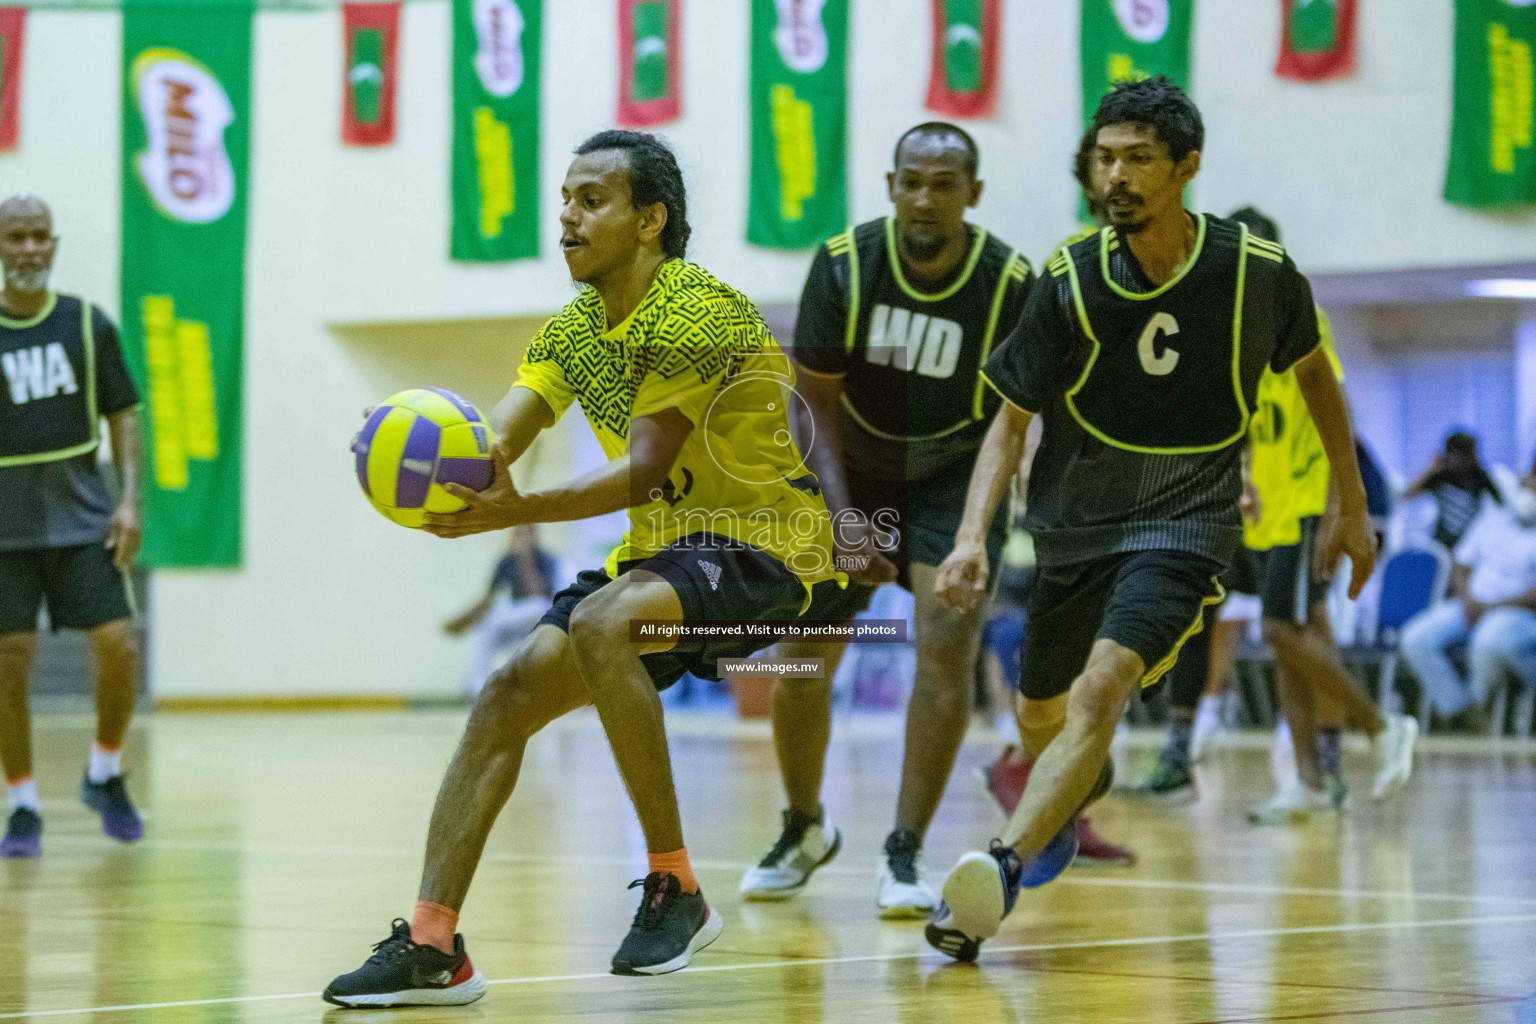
[565,572,691,858]
[85,620,138,752]
[417,625,591,920]
[770,638,851,818]
[1003,640,1143,860]
[0,633,37,786]
[894,562,988,837]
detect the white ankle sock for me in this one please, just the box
[88,744,122,784]
[7,778,39,812]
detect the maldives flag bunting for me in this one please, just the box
[0,7,24,152]
[341,2,401,146]
[926,0,1000,119]
[617,0,681,127]
[1275,0,1357,81]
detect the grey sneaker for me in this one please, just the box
[740,808,842,900]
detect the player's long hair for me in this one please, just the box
[575,130,691,260]
[1092,76,1204,162]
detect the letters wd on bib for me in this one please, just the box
[119,0,251,567]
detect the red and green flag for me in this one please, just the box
[0,7,24,152]
[450,0,541,262]
[1445,0,1536,208]
[341,2,401,146]
[617,0,680,127]
[747,0,848,250]
[926,0,1000,119]
[1276,0,1357,81]
[120,0,252,567]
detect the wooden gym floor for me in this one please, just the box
[2,709,1535,1023]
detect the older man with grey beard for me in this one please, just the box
[0,194,145,859]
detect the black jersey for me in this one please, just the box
[983,214,1321,568]
[0,294,140,550]
[792,217,1034,482]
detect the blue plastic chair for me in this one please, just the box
[1372,546,1450,722]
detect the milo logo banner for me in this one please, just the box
[1080,0,1193,125]
[120,0,251,567]
[1445,0,1536,208]
[451,0,541,261]
[1079,0,1193,219]
[747,0,848,250]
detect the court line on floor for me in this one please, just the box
[2,912,1531,1020]
[40,834,1536,909]
[1187,998,1516,1024]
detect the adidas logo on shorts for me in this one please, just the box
[697,560,722,591]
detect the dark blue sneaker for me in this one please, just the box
[1018,819,1081,889]
[323,919,485,1007]
[926,840,1023,963]
[1,807,41,859]
[80,774,143,842]
[611,873,724,976]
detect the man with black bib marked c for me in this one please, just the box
[922,78,1377,962]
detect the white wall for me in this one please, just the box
[6,0,1536,696]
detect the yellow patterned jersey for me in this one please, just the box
[1244,308,1344,550]
[514,260,843,604]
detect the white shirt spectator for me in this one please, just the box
[1455,504,1536,604]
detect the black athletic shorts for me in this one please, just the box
[1019,550,1225,702]
[538,532,809,689]
[1260,516,1330,625]
[1221,545,1265,598]
[796,460,1010,622]
[0,543,133,634]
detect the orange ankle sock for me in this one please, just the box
[410,901,459,954]
[648,848,699,893]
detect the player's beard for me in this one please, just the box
[4,265,50,294]
[897,225,948,262]
[1103,186,1149,234]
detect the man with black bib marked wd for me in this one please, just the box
[921,78,1378,962]
[0,195,146,860]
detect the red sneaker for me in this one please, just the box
[976,747,1032,816]
[1073,818,1136,867]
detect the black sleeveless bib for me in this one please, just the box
[838,218,1021,440]
[0,293,100,466]
[1060,217,1251,454]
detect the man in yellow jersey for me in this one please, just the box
[1228,209,1417,825]
[327,132,842,1005]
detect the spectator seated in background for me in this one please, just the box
[445,525,557,696]
[1403,430,1501,551]
[1399,465,1536,732]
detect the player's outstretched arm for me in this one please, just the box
[1293,348,1375,596]
[425,407,692,538]
[934,403,1033,612]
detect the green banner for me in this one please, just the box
[1445,0,1536,208]
[747,0,848,250]
[452,0,541,262]
[1080,0,1194,126]
[120,0,251,567]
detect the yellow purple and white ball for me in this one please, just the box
[353,388,496,528]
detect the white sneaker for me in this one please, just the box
[1189,695,1224,763]
[1270,719,1299,792]
[740,809,842,900]
[876,829,936,919]
[1247,782,1336,825]
[1371,713,1418,803]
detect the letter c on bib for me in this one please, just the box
[1137,312,1180,376]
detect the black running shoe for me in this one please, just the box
[611,873,723,976]
[79,774,143,842]
[323,919,485,1007]
[1,807,41,859]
